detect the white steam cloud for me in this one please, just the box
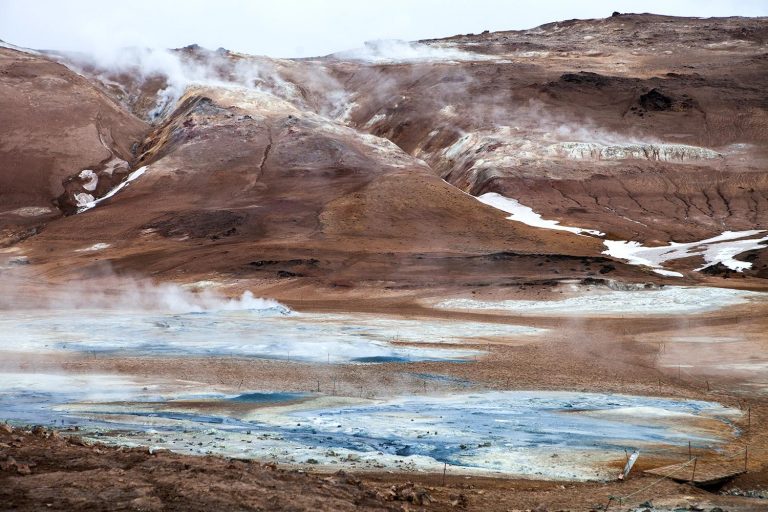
[55,44,352,125]
[330,39,494,64]
[0,264,289,314]
[62,46,312,120]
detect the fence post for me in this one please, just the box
[744,446,748,472]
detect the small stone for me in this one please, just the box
[1,456,17,471]
[449,493,469,508]
[69,437,92,447]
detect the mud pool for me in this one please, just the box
[0,295,752,480]
[0,374,739,480]
[0,309,534,363]
[435,286,765,316]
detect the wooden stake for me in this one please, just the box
[688,441,692,460]
[745,446,748,472]
[442,462,447,486]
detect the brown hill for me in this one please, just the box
[1,14,766,292]
[0,47,147,242]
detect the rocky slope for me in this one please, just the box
[0,46,147,242]
[334,14,768,267]
[1,13,766,292]
[0,424,399,511]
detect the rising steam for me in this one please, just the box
[0,264,289,314]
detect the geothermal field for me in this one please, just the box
[1,9,768,512]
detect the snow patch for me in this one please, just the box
[603,231,768,275]
[74,193,95,207]
[75,243,111,252]
[78,166,148,212]
[78,169,98,191]
[477,192,604,236]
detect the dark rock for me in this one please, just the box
[249,260,279,267]
[700,262,734,277]
[639,88,673,111]
[560,71,610,87]
[277,270,303,278]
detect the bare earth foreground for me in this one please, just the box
[1,11,768,512]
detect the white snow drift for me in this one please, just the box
[603,230,768,276]
[477,192,604,236]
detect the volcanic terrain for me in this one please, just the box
[1,12,768,512]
